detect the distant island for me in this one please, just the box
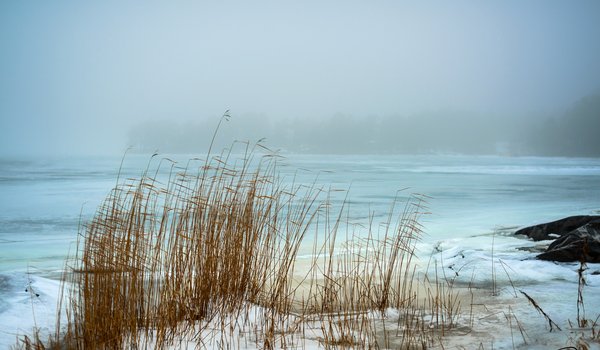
[128,94,600,157]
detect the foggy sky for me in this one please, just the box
[1,1,600,156]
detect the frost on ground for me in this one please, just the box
[1,273,63,349]
[6,267,600,349]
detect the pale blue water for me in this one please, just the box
[1,154,600,346]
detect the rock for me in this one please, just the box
[536,220,600,263]
[514,215,600,241]
[516,245,548,254]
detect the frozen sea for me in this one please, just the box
[1,153,600,348]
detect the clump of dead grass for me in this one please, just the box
[16,137,462,349]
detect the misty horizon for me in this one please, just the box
[126,93,600,157]
[1,1,600,156]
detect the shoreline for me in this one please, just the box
[7,253,600,349]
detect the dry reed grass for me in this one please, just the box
[15,136,464,349]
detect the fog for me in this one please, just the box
[1,1,600,156]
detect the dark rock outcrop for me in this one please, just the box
[536,220,600,263]
[514,215,600,241]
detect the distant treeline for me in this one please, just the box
[526,94,600,157]
[128,94,600,157]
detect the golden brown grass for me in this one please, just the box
[15,140,464,349]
